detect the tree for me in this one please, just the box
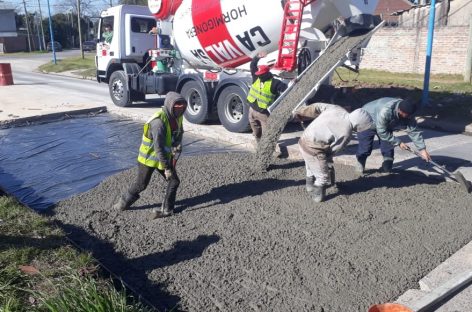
[43,13,72,48]
[63,0,95,16]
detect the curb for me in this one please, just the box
[417,117,472,136]
[40,70,96,81]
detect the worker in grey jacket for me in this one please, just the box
[113,92,187,219]
[356,97,431,174]
[294,103,373,202]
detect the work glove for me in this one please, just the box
[164,168,173,180]
[399,142,411,151]
[419,149,431,162]
[172,144,182,155]
[257,51,267,58]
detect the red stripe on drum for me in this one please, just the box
[191,0,250,68]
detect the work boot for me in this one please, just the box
[381,159,393,173]
[355,157,366,176]
[150,204,173,219]
[112,197,128,211]
[312,185,326,203]
[274,143,283,158]
[113,193,138,211]
[305,176,315,192]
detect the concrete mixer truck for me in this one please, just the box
[95,0,380,132]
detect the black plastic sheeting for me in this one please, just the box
[0,114,239,211]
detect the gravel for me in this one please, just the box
[52,153,472,312]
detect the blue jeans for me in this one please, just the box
[356,129,394,164]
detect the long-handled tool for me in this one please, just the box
[172,148,181,168]
[369,270,472,312]
[407,148,471,194]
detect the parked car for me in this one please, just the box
[82,40,96,52]
[47,41,62,52]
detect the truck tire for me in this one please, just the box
[109,70,132,107]
[217,85,250,133]
[181,81,209,124]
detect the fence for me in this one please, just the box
[360,0,472,75]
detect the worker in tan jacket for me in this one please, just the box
[294,103,373,202]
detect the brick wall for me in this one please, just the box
[360,26,470,75]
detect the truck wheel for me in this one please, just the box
[181,81,209,124]
[217,86,250,133]
[109,70,132,107]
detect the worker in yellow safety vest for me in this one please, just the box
[246,51,287,147]
[113,92,187,219]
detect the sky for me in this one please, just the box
[1,0,114,16]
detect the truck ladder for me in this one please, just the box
[274,0,316,72]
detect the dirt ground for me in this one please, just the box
[52,153,472,312]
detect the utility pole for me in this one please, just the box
[77,0,84,59]
[35,14,42,50]
[70,11,75,48]
[421,0,437,106]
[22,0,32,52]
[465,15,472,83]
[109,0,113,7]
[46,0,56,64]
[37,0,46,51]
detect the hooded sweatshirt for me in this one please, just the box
[297,103,372,156]
[147,92,186,169]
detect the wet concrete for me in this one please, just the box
[52,153,472,312]
[255,32,375,172]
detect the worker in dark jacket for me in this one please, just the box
[113,92,187,219]
[246,51,287,145]
[356,97,431,174]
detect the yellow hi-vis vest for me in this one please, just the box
[137,109,183,170]
[246,78,275,110]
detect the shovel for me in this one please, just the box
[406,148,471,194]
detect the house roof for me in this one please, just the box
[375,0,413,17]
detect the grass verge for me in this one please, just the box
[332,68,472,124]
[38,55,96,78]
[0,195,151,312]
[333,68,472,94]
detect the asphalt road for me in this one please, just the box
[1,50,110,103]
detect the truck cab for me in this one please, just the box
[96,5,156,84]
